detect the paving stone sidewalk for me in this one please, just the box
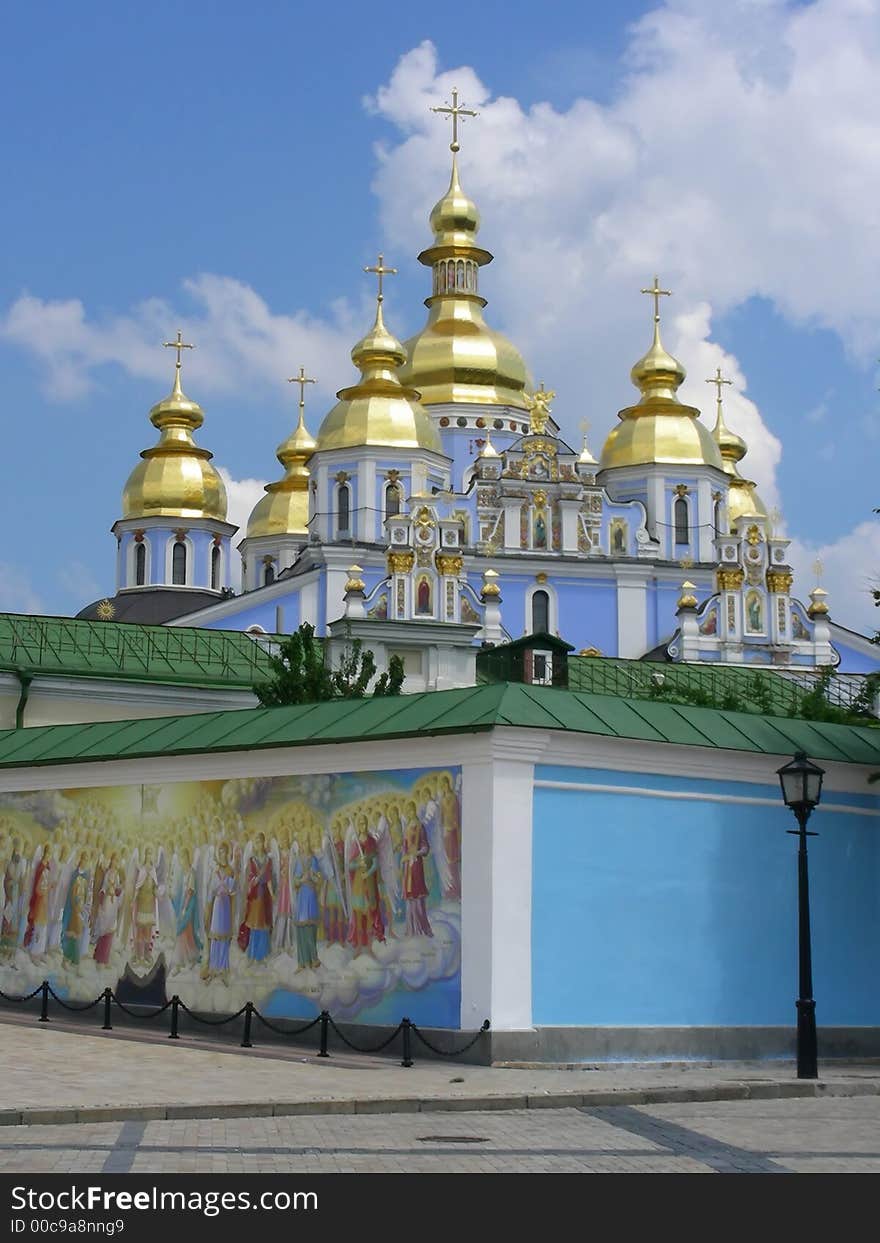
[0,1013,878,1127]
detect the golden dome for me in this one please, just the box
[122,360,227,521]
[710,386,766,527]
[247,392,317,540]
[316,299,442,453]
[399,153,530,409]
[600,305,723,472]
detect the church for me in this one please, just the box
[75,92,879,687]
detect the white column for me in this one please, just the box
[558,499,580,553]
[614,565,649,658]
[460,750,535,1031]
[502,501,521,550]
[357,460,376,542]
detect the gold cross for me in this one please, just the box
[640,275,672,323]
[363,253,397,303]
[706,366,732,404]
[287,366,316,410]
[812,557,824,583]
[431,86,478,154]
[163,329,195,369]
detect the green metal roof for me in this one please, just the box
[0,683,878,772]
[0,613,279,690]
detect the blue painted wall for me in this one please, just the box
[532,764,880,1027]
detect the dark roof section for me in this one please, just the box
[77,589,223,625]
[0,683,878,771]
[0,612,278,689]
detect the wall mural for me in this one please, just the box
[0,766,462,1027]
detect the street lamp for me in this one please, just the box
[777,750,825,1080]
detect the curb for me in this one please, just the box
[6,1078,880,1128]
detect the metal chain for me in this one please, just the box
[110,994,172,1020]
[177,1000,250,1026]
[0,983,44,1003]
[46,984,103,1012]
[327,1015,404,1054]
[410,1019,490,1057]
[251,1008,322,1038]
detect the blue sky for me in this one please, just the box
[1,0,878,631]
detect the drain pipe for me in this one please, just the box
[14,671,33,729]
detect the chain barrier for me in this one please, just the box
[110,993,172,1020]
[46,983,104,1012]
[0,979,489,1068]
[410,1018,491,1057]
[326,1014,404,1055]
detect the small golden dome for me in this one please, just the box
[400,153,530,410]
[122,363,227,521]
[316,300,442,453]
[710,380,766,528]
[247,398,316,540]
[600,312,723,472]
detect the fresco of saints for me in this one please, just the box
[320,817,348,946]
[171,847,201,970]
[401,800,432,938]
[272,827,294,954]
[61,852,90,968]
[439,774,462,899]
[346,814,385,954]
[93,853,123,966]
[23,841,55,960]
[0,838,25,960]
[239,832,275,964]
[292,830,321,972]
[131,846,162,966]
[203,841,235,981]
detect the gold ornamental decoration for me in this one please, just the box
[717,568,745,591]
[746,523,762,546]
[387,551,415,574]
[766,570,793,593]
[95,599,116,621]
[526,383,555,435]
[436,553,463,576]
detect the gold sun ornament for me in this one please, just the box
[95,599,116,621]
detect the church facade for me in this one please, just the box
[78,100,879,685]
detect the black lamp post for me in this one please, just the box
[777,750,825,1080]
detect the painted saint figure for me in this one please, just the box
[23,842,54,960]
[93,853,122,966]
[203,841,235,981]
[61,852,90,968]
[346,814,385,953]
[321,819,347,946]
[240,833,274,963]
[401,800,432,938]
[292,832,321,971]
[439,775,462,899]
[172,847,201,970]
[0,838,25,960]
[131,846,161,965]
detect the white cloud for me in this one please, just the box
[788,521,880,637]
[0,276,358,407]
[217,468,269,590]
[0,565,44,615]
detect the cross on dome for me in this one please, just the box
[163,329,194,372]
[431,86,478,154]
[287,366,316,411]
[706,366,732,405]
[363,253,397,303]
[640,276,672,324]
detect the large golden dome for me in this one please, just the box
[247,397,316,539]
[122,362,227,521]
[316,299,442,452]
[600,312,723,472]
[399,154,530,409]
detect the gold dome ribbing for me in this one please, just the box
[707,367,766,527]
[316,285,442,453]
[122,340,227,521]
[399,95,529,409]
[247,370,317,539]
[600,279,723,471]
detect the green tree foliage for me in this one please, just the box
[254,623,404,707]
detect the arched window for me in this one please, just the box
[171,540,187,585]
[674,497,689,545]
[532,589,550,634]
[134,542,146,586]
[456,259,465,290]
[211,545,221,590]
[263,562,275,586]
[714,498,723,537]
[337,484,351,535]
[385,483,401,520]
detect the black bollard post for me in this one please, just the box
[241,1002,254,1049]
[401,1017,413,1068]
[102,988,113,1031]
[318,1010,330,1058]
[39,980,49,1023]
[169,995,180,1040]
